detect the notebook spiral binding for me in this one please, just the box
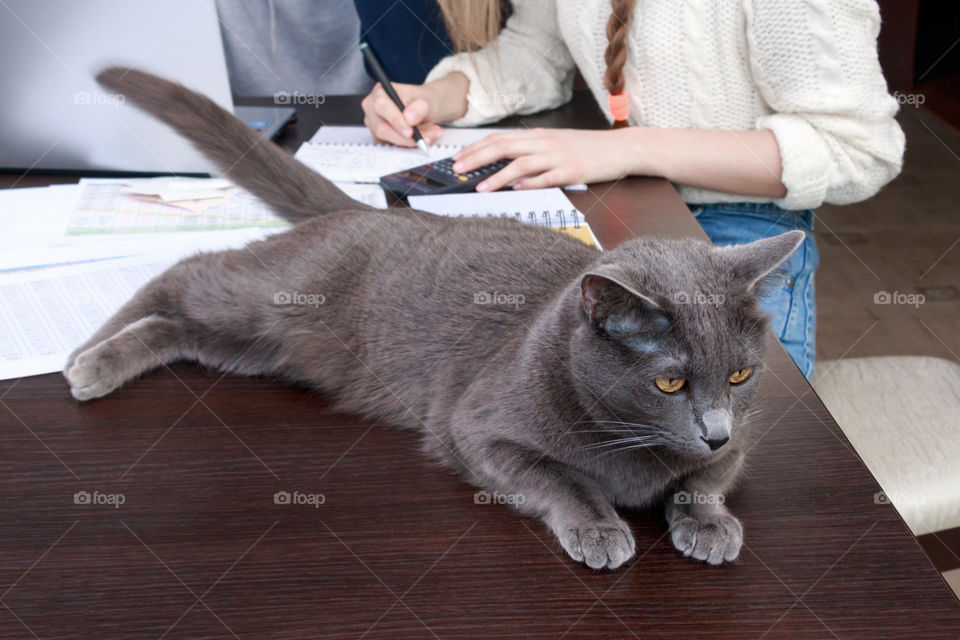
[491,208,582,229]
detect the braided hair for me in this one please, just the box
[603,0,637,128]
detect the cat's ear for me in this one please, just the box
[580,267,664,337]
[716,230,805,292]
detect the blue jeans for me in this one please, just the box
[690,202,819,379]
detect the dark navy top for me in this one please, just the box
[353,0,454,84]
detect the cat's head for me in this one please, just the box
[567,230,804,459]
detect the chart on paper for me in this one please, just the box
[65,180,287,234]
[64,179,387,234]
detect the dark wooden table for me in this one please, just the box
[2,94,958,639]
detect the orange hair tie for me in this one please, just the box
[608,92,630,123]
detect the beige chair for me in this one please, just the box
[813,356,960,536]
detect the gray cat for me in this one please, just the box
[65,68,803,570]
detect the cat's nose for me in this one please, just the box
[700,408,732,450]
[701,435,729,451]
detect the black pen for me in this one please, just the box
[359,41,430,155]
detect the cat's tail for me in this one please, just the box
[95,67,371,222]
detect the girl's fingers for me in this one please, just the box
[364,111,441,147]
[455,132,529,161]
[422,123,444,144]
[512,168,569,190]
[455,132,523,165]
[393,121,442,146]
[373,92,415,140]
[403,98,431,126]
[455,128,541,160]
[362,84,445,148]
[454,136,543,173]
[476,155,555,192]
[455,135,499,161]
[364,112,416,147]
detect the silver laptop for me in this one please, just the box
[0,0,294,174]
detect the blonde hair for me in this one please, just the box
[435,0,503,53]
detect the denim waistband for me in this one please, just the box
[687,201,815,232]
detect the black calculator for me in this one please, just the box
[379,156,509,196]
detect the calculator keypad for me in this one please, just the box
[387,156,514,195]
[428,157,509,182]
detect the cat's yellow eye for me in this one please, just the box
[729,367,754,385]
[655,377,686,393]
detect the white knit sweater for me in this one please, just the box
[425,0,905,209]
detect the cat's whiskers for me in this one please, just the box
[739,408,764,427]
[594,440,670,457]
[574,419,661,427]
[582,434,664,450]
[572,420,668,434]
[573,419,672,455]
[572,427,659,434]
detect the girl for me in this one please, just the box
[360,0,905,378]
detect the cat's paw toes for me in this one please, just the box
[559,518,636,570]
[64,346,123,401]
[670,511,742,565]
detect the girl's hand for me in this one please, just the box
[451,128,634,191]
[360,73,469,148]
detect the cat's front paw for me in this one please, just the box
[669,510,742,565]
[556,517,636,570]
[65,345,124,401]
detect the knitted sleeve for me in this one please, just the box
[424,0,576,127]
[745,0,905,209]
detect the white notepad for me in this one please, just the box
[294,125,520,184]
[307,124,518,148]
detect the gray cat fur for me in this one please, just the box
[65,68,804,569]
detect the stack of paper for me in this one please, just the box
[0,176,386,380]
[2,255,193,378]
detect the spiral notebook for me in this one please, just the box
[408,189,601,249]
